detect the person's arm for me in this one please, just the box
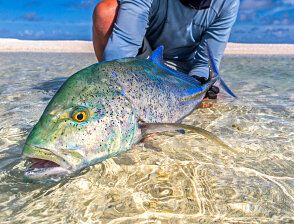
[189,0,240,79]
[92,0,119,62]
[103,0,153,61]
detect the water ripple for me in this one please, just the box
[0,53,293,223]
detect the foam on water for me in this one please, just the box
[0,53,293,223]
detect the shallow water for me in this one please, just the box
[0,53,293,223]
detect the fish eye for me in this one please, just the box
[72,110,87,122]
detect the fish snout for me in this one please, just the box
[22,144,86,179]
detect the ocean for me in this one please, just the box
[0,53,293,223]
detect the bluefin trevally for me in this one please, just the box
[22,46,236,179]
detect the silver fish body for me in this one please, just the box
[22,46,234,179]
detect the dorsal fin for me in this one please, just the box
[149,46,164,65]
[148,45,201,86]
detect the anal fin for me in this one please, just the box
[140,123,236,153]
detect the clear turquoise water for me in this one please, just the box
[0,53,293,223]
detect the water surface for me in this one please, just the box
[0,53,293,223]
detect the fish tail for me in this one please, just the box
[207,45,237,98]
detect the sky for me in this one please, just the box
[0,0,293,43]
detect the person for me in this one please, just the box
[92,0,239,99]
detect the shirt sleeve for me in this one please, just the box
[103,0,153,61]
[189,0,240,78]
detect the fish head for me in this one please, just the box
[22,64,138,180]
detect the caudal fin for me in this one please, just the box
[207,45,237,98]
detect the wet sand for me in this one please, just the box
[0,53,293,223]
[0,38,294,55]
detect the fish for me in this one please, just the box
[22,45,236,179]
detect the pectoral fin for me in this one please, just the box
[140,123,236,153]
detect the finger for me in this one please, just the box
[211,86,219,94]
[206,90,217,99]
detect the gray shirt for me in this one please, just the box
[103,0,239,78]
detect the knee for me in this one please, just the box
[92,0,118,30]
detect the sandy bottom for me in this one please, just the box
[0,53,293,223]
[0,38,294,55]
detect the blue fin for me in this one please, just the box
[149,45,164,65]
[149,46,201,86]
[207,45,218,77]
[207,45,237,98]
[219,78,237,98]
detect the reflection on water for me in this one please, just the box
[0,53,293,223]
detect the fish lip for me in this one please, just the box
[22,144,73,177]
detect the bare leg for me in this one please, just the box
[92,0,118,61]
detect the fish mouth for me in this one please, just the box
[23,144,72,179]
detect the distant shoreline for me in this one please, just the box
[0,38,294,55]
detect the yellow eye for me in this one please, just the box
[72,111,87,122]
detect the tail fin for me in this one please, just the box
[207,45,237,98]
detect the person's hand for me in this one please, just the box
[190,75,220,99]
[205,85,219,99]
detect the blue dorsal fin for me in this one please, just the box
[148,45,201,86]
[149,46,164,65]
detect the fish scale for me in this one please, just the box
[109,58,202,123]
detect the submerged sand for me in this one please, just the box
[1,52,293,223]
[0,38,294,55]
